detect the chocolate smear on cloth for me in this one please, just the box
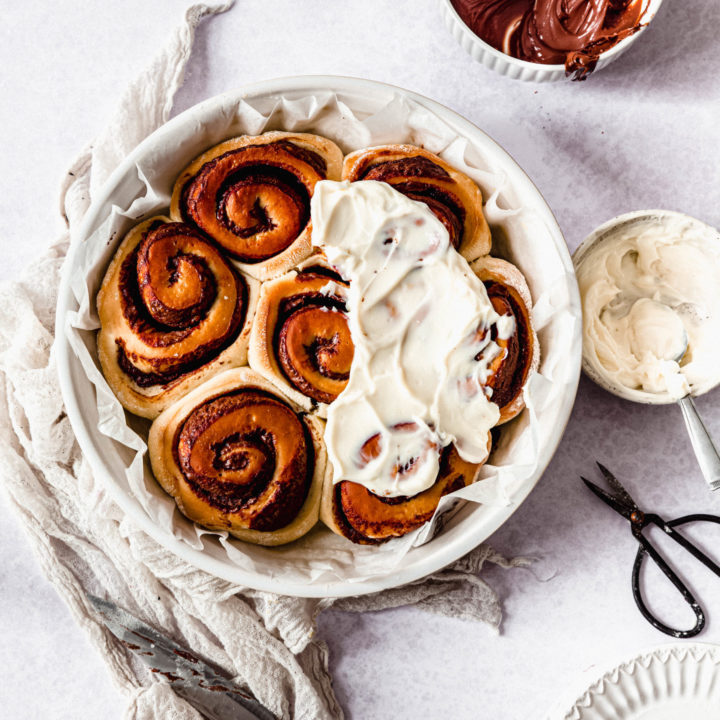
[451,0,647,79]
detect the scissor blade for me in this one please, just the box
[87,595,275,720]
[596,462,638,511]
[581,477,634,520]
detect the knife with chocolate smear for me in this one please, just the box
[87,594,275,720]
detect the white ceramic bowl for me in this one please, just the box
[55,76,582,597]
[573,209,720,405]
[442,0,664,82]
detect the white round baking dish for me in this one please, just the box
[55,76,582,597]
[441,0,665,82]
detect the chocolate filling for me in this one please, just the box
[116,222,246,388]
[295,267,346,283]
[180,139,325,228]
[274,289,352,403]
[173,389,314,530]
[482,280,531,409]
[361,156,451,182]
[214,165,310,241]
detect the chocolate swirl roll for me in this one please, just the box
[149,368,325,545]
[170,131,343,280]
[321,438,490,545]
[249,258,353,414]
[342,144,491,261]
[97,216,257,419]
[471,256,539,424]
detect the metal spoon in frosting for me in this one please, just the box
[574,210,720,492]
[664,327,720,491]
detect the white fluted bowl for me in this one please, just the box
[442,0,664,82]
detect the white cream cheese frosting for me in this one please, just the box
[311,180,512,497]
[577,215,720,401]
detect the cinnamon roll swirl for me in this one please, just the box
[97,217,257,419]
[148,368,325,545]
[248,258,353,413]
[170,131,343,280]
[321,437,490,545]
[471,256,539,424]
[342,144,491,261]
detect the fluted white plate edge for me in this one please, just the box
[546,643,720,720]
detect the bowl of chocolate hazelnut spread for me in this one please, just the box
[443,0,663,81]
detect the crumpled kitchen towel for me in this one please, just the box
[0,3,530,719]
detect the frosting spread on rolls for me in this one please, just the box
[451,0,646,78]
[470,255,539,423]
[577,216,720,400]
[331,442,488,544]
[311,180,513,498]
[355,156,466,247]
[342,144,492,261]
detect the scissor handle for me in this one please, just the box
[631,514,720,638]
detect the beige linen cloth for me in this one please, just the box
[0,4,528,718]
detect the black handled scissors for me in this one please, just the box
[582,463,720,638]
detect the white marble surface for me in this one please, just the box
[2,1,720,718]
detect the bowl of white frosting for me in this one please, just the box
[574,209,720,404]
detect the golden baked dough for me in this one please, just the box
[170,131,343,281]
[342,144,491,262]
[148,368,326,546]
[248,256,352,415]
[97,216,257,419]
[320,437,490,544]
